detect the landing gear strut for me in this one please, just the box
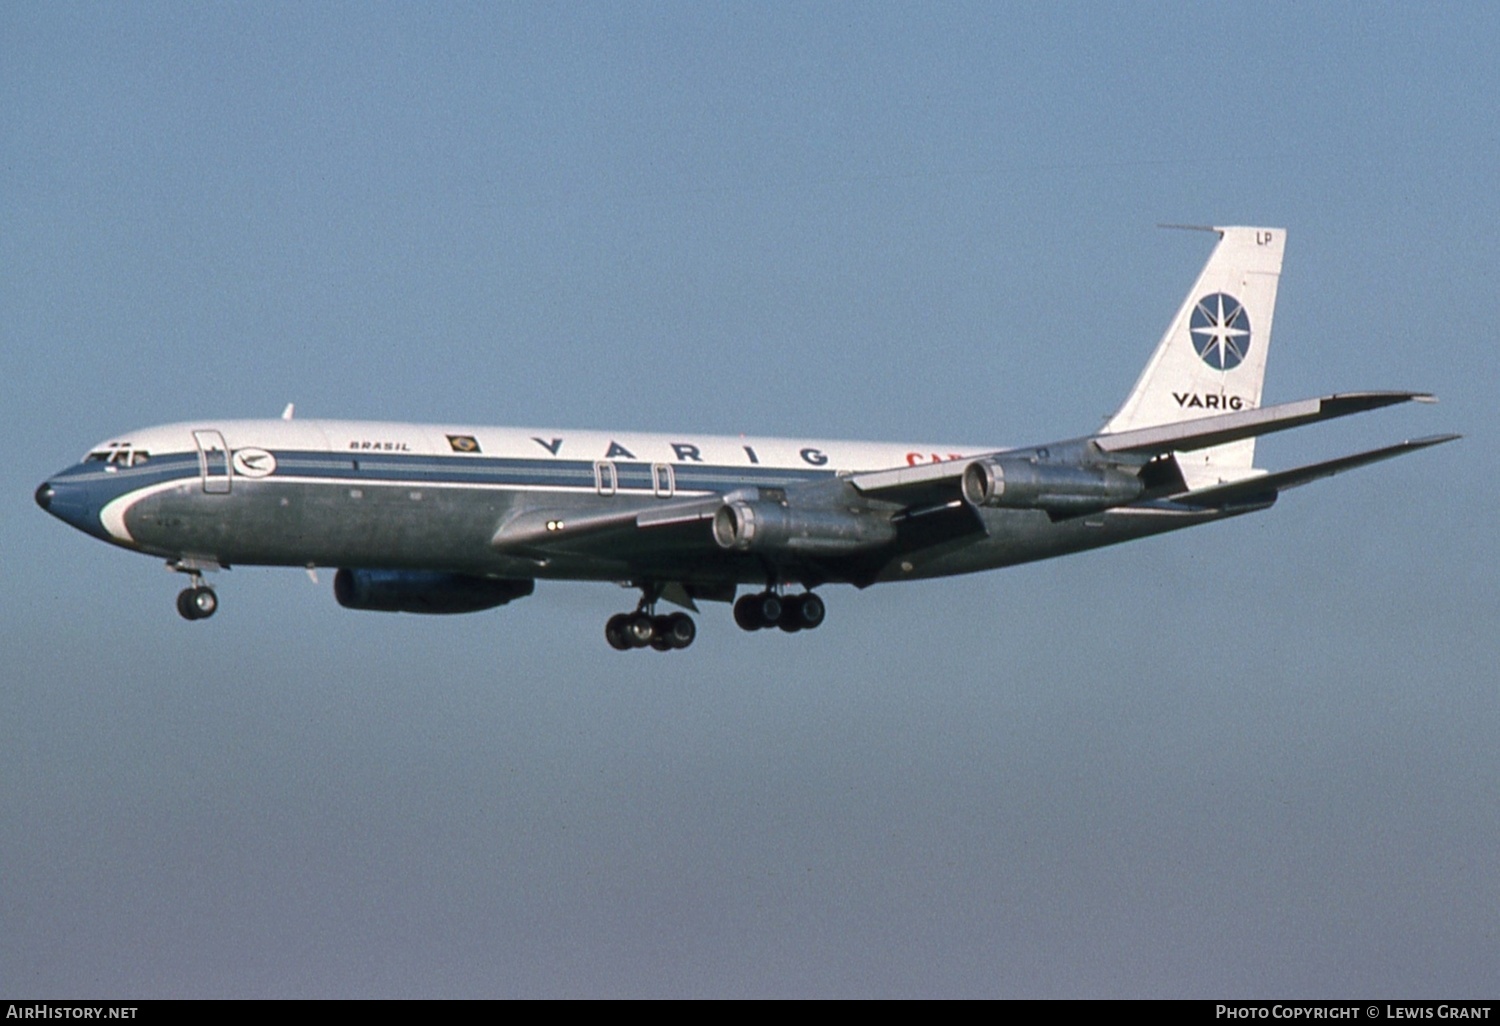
[605,585,696,652]
[734,589,825,633]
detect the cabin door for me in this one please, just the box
[193,430,232,494]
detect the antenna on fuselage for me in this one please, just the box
[281,403,295,421]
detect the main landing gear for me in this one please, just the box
[604,584,828,650]
[605,585,696,652]
[733,589,826,634]
[605,610,696,652]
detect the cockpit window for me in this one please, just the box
[85,444,150,468]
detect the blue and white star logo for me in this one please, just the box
[1189,293,1252,370]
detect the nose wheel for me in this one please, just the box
[176,584,218,620]
[169,561,220,621]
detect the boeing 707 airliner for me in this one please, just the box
[36,227,1456,650]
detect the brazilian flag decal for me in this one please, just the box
[447,434,481,453]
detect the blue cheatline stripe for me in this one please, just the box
[275,449,836,492]
[60,448,838,498]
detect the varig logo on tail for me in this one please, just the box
[1190,292,1251,370]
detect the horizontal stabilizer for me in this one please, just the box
[1095,391,1433,458]
[1171,434,1460,506]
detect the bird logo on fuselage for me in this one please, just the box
[231,448,277,477]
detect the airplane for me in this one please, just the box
[35,226,1456,651]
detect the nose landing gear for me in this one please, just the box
[168,559,221,621]
[176,584,219,620]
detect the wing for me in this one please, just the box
[487,474,986,592]
[490,493,743,603]
[490,494,724,555]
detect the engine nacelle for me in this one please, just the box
[961,457,1143,515]
[712,500,896,557]
[333,569,534,614]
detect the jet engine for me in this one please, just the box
[712,501,897,557]
[961,457,1143,515]
[333,569,535,614]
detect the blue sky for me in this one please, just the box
[3,2,1496,997]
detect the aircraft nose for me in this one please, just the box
[35,476,112,540]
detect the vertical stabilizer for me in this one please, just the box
[1101,226,1285,486]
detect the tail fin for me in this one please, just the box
[1101,226,1285,486]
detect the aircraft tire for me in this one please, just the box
[777,605,803,633]
[605,613,632,651]
[733,594,762,631]
[662,612,696,649]
[626,612,655,648]
[795,592,825,630]
[192,587,218,619]
[178,586,217,621]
